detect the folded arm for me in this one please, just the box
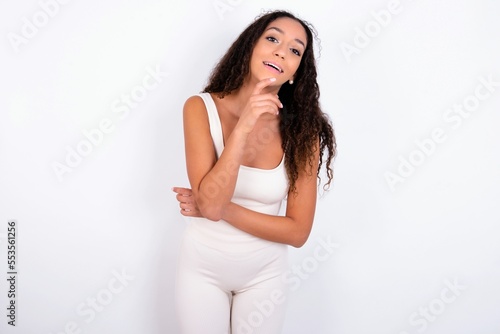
[174,140,320,248]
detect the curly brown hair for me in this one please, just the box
[203,10,337,193]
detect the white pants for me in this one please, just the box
[175,231,289,334]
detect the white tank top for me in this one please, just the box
[185,93,289,251]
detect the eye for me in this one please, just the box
[291,48,301,56]
[266,36,278,43]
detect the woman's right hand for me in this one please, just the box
[234,77,283,135]
[172,187,202,217]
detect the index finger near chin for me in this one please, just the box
[253,77,276,95]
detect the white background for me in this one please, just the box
[1,0,499,333]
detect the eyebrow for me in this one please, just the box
[265,26,306,49]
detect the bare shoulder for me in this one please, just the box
[183,94,210,127]
[183,95,206,115]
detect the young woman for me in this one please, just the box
[172,10,336,333]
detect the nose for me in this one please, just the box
[274,45,286,59]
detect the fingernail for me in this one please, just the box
[270,77,276,82]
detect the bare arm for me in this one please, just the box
[174,140,320,248]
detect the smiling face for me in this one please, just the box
[248,17,308,86]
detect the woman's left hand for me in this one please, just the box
[172,187,202,217]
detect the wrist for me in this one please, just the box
[220,201,235,222]
[231,125,251,141]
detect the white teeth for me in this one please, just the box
[264,62,282,73]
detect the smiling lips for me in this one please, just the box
[263,61,283,73]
